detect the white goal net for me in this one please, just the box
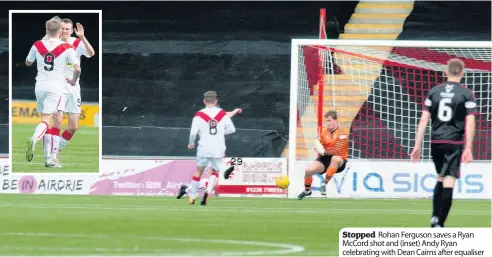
[287,39,491,198]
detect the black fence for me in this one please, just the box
[96,1,356,157]
[398,1,491,40]
[2,1,489,158]
[10,12,100,103]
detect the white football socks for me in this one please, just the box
[58,130,74,153]
[190,176,200,199]
[43,131,51,159]
[32,122,48,142]
[207,172,218,194]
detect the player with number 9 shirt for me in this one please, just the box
[186,91,236,205]
[24,18,81,162]
[410,58,478,228]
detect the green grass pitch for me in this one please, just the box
[0,195,489,256]
[12,124,99,173]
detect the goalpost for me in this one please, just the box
[288,39,491,199]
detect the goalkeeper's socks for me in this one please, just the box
[58,130,74,153]
[304,177,313,192]
[432,182,443,217]
[190,176,200,198]
[439,188,454,227]
[43,128,52,159]
[32,121,48,142]
[324,167,338,183]
[207,172,219,194]
[50,128,61,155]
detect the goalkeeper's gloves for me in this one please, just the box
[314,139,326,156]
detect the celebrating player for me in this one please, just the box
[410,58,477,228]
[25,18,81,162]
[44,18,95,168]
[177,107,242,200]
[187,91,236,205]
[297,110,349,200]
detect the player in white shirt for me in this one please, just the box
[177,107,242,200]
[44,19,95,167]
[25,18,81,162]
[187,91,236,205]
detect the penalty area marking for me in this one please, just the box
[2,232,305,256]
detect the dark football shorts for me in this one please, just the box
[315,155,347,174]
[431,143,463,179]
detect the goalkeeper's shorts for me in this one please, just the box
[315,155,347,174]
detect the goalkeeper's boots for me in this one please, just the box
[319,183,327,196]
[223,166,235,179]
[25,137,36,162]
[200,192,209,206]
[176,184,187,199]
[297,190,312,200]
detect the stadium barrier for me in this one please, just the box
[0,157,287,197]
[290,160,491,200]
[12,100,99,127]
[1,158,489,200]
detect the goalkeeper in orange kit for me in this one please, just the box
[297,110,349,200]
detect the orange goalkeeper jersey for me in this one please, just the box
[319,126,349,160]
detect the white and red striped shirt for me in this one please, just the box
[190,107,236,158]
[65,37,91,86]
[26,38,79,93]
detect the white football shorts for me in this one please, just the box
[35,91,62,114]
[58,83,81,114]
[197,156,222,171]
[58,93,69,112]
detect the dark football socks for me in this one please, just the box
[439,188,454,227]
[432,181,443,217]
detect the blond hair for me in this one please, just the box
[446,58,465,77]
[45,18,61,37]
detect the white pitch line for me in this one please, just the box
[0,245,249,255]
[0,203,487,215]
[12,154,97,158]
[7,195,490,205]
[2,232,306,256]
[11,162,98,167]
[0,246,130,253]
[0,245,260,256]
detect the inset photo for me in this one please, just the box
[10,10,101,173]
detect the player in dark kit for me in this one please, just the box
[410,58,477,228]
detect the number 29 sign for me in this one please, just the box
[216,158,287,197]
